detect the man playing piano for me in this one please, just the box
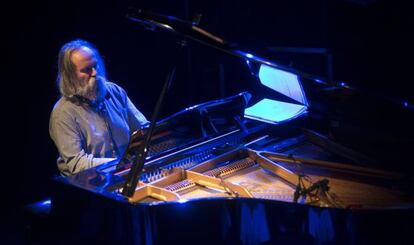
[49,39,149,176]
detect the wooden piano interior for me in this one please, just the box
[122,127,413,210]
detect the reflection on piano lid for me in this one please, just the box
[115,92,252,168]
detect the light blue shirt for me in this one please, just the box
[49,82,149,176]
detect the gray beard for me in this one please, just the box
[77,76,107,103]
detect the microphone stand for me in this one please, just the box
[121,42,186,198]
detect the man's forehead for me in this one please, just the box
[71,47,95,64]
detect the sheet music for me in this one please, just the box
[244,98,307,124]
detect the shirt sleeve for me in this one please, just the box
[126,96,149,132]
[49,109,114,176]
[111,82,149,132]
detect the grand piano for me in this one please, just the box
[50,10,414,244]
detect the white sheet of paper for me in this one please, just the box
[244,99,307,124]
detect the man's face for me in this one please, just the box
[71,47,96,87]
[71,47,98,98]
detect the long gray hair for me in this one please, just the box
[56,39,107,100]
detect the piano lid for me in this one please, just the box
[126,9,327,82]
[127,9,311,125]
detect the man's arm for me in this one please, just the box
[49,110,114,176]
[126,96,149,132]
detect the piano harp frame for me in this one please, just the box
[123,145,410,210]
[124,148,300,203]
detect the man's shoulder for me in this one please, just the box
[105,81,123,91]
[51,97,77,118]
[105,81,127,98]
[52,97,69,110]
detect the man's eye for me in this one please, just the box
[80,67,93,73]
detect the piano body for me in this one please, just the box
[50,11,414,245]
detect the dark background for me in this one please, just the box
[4,0,413,242]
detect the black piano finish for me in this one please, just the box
[50,181,414,244]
